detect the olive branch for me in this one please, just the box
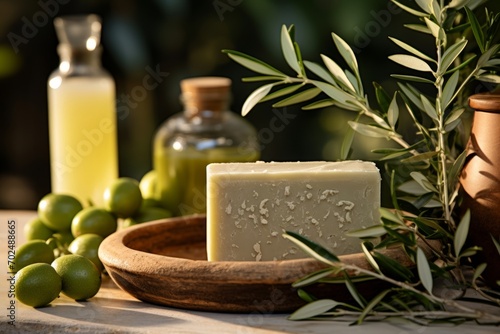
[224,0,500,325]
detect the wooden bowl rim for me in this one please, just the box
[99,214,435,285]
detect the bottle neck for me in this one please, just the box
[57,44,103,74]
[182,97,229,120]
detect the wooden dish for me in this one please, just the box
[99,214,435,313]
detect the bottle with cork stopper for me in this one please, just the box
[153,77,260,216]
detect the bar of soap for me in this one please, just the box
[206,161,381,261]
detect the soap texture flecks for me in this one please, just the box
[206,161,381,261]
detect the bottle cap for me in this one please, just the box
[181,77,232,118]
[469,93,500,112]
[54,14,102,51]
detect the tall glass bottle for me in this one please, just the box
[47,15,118,206]
[154,77,260,216]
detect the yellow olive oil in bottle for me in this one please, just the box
[153,77,260,216]
[47,15,118,206]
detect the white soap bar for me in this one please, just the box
[206,161,381,261]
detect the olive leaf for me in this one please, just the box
[492,234,500,254]
[389,37,436,63]
[431,0,441,18]
[390,74,435,84]
[302,99,336,110]
[389,54,434,72]
[378,150,410,161]
[373,251,415,281]
[466,7,485,52]
[441,70,460,110]
[373,82,391,113]
[447,149,467,193]
[476,74,500,83]
[485,58,500,67]
[340,122,355,160]
[417,248,434,294]
[440,39,468,75]
[424,17,441,39]
[477,44,500,68]
[392,0,428,17]
[242,76,285,82]
[259,84,302,102]
[413,216,454,238]
[345,70,362,95]
[344,274,366,308]
[281,25,301,75]
[415,0,434,14]
[444,110,463,131]
[444,54,477,74]
[454,210,470,257]
[379,207,406,225]
[361,242,382,274]
[288,299,345,320]
[420,94,439,120]
[294,39,307,78]
[348,121,394,139]
[457,246,480,258]
[384,227,417,246]
[321,54,356,92]
[410,171,438,193]
[292,267,340,288]
[472,263,488,284]
[448,0,472,9]
[404,23,432,34]
[311,80,358,107]
[346,225,387,238]
[283,231,340,264]
[357,290,391,324]
[387,92,399,129]
[398,83,425,111]
[331,32,360,78]
[272,87,322,108]
[303,61,336,85]
[370,112,389,128]
[222,50,285,77]
[241,83,278,116]
[297,289,316,303]
[401,151,438,163]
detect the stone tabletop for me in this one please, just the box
[0,211,497,334]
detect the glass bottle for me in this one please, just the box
[47,14,118,206]
[153,77,260,216]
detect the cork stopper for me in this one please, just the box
[469,93,500,112]
[181,77,232,118]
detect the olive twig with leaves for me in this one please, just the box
[224,0,500,325]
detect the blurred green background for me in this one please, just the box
[1,0,498,209]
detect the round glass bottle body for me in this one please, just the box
[154,109,259,216]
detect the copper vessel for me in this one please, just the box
[459,93,500,287]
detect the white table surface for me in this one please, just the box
[0,210,498,334]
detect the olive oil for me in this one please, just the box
[153,77,260,216]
